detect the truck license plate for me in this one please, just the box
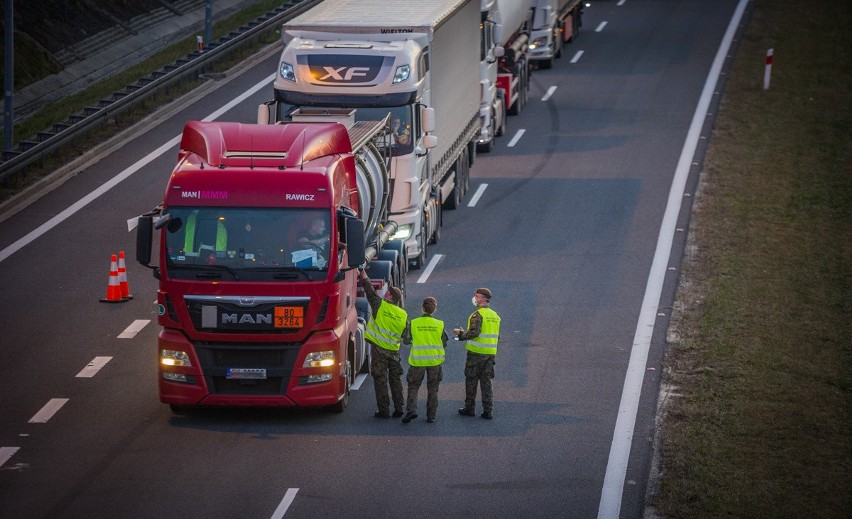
[226,368,267,380]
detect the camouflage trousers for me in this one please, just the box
[463,351,495,413]
[405,365,443,420]
[371,343,404,414]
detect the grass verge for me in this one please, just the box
[653,0,851,517]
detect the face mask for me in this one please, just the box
[472,296,478,307]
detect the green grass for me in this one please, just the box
[654,0,851,516]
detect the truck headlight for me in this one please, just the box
[392,64,410,84]
[161,349,192,367]
[304,350,335,368]
[279,61,296,82]
[392,224,412,241]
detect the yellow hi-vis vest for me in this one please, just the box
[184,211,227,253]
[365,300,408,351]
[408,316,445,367]
[465,307,501,355]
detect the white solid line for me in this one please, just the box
[28,398,70,424]
[541,86,557,102]
[507,129,525,147]
[0,447,20,468]
[0,74,276,265]
[570,50,584,64]
[416,253,443,284]
[76,356,113,378]
[596,1,749,518]
[118,319,151,339]
[127,216,139,232]
[270,488,299,519]
[467,183,488,208]
[596,21,608,32]
[352,372,368,390]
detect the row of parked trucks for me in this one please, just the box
[136,0,583,413]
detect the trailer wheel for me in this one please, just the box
[443,178,460,210]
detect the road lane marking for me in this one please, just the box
[271,488,299,519]
[507,129,525,147]
[0,447,20,468]
[352,373,368,390]
[76,356,113,378]
[28,398,69,423]
[118,319,151,339]
[0,74,276,265]
[416,253,443,284]
[467,183,488,208]
[596,21,608,32]
[570,50,584,63]
[597,1,750,517]
[617,0,626,6]
[541,86,557,102]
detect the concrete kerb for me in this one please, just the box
[0,42,282,225]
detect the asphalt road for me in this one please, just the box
[0,1,744,517]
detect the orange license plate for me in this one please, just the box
[274,306,304,328]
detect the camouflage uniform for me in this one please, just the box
[457,311,496,413]
[361,270,405,416]
[402,313,449,421]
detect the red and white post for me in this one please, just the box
[763,48,773,90]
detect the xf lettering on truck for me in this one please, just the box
[181,190,229,200]
[285,194,316,201]
[318,66,371,81]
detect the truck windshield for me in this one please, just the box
[163,207,332,280]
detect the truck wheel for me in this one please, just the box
[444,180,460,210]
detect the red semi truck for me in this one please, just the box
[136,109,407,413]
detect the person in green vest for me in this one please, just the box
[359,268,408,419]
[401,297,449,424]
[453,287,501,420]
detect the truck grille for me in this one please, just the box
[194,342,301,396]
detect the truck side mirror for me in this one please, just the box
[421,107,436,133]
[136,215,153,266]
[344,218,366,268]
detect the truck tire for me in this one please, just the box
[382,239,408,283]
[444,177,460,210]
[377,249,400,291]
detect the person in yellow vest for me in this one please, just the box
[359,268,408,419]
[453,287,501,420]
[401,297,449,424]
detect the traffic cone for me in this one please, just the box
[100,254,127,303]
[117,250,133,300]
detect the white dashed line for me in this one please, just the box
[467,184,488,208]
[541,86,557,102]
[416,254,443,284]
[118,319,151,338]
[596,21,608,32]
[28,398,69,424]
[507,129,525,147]
[570,50,584,64]
[76,356,113,378]
[0,447,20,468]
[270,488,299,519]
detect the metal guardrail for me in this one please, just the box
[0,0,322,181]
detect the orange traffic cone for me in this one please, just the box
[117,250,133,300]
[100,254,127,303]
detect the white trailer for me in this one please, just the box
[272,0,482,268]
